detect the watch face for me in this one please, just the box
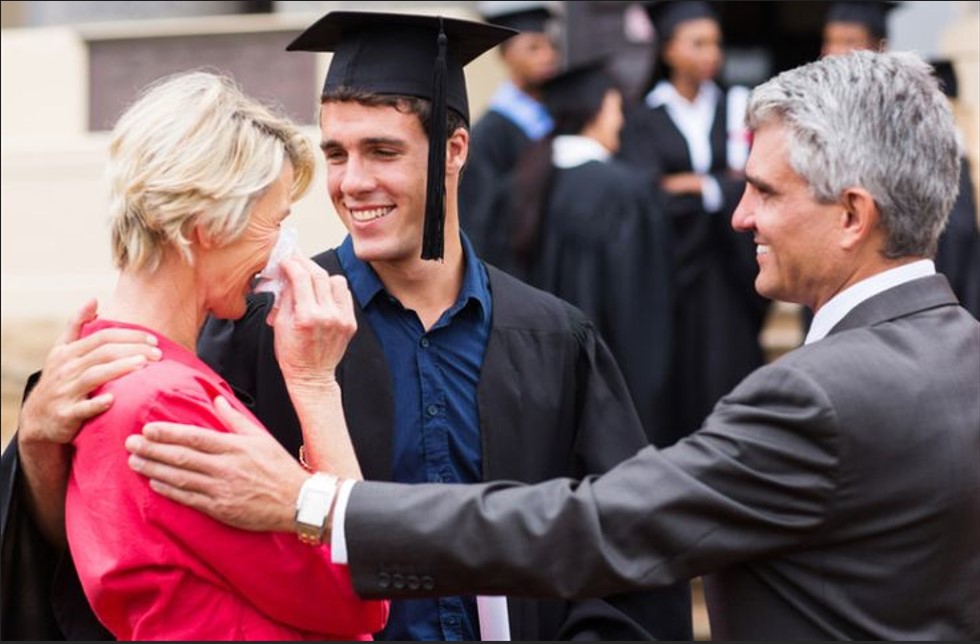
[297,489,331,525]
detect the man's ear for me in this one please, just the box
[446,126,469,177]
[838,187,880,251]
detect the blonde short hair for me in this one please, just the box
[107,71,315,271]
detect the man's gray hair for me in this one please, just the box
[746,50,960,258]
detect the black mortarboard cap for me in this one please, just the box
[643,1,718,41]
[287,12,516,259]
[479,2,552,33]
[930,59,958,99]
[540,57,616,121]
[825,1,900,39]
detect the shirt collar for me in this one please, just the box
[336,236,385,309]
[488,81,554,141]
[336,234,491,324]
[552,135,611,169]
[645,79,720,110]
[453,233,492,324]
[805,259,936,344]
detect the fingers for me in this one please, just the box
[280,257,317,316]
[75,354,157,393]
[126,448,219,503]
[57,299,98,345]
[69,327,159,364]
[144,479,214,514]
[71,393,115,421]
[137,421,235,455]
[329,275,356,328]
[213,396,266,437]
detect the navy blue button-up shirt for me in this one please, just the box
[337,235,491,641]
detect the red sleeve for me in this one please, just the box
[68,369,387,640]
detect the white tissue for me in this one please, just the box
[254,225,299,304]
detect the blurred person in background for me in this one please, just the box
[460,1,560,255]
[489,58,674,451]
[618,0,768,447]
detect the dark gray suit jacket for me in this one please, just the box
[343,274,980,640]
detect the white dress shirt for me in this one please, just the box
[552,134,611,169]
[805,260,936,345]
[646,79,724,212]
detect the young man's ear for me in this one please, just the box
[446,126,469,176]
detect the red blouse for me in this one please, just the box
[66,319,388,640]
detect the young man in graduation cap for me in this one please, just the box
[1,10,692,642]
[459,1,560,254]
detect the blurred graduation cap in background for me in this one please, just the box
[478,1,554,34]
[824,1,901,39]
[929,58,958,99]
[643,0,718,40]
[287,11,515,260]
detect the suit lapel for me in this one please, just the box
[828,274,959,337]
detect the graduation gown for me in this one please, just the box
[459,111,533,256]
[618,89,769,445]
[0,251,693,641]
[491,159,674,447]
[935,158,980,319]
[200,250,691,641]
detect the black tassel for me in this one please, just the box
[421,21,448,261]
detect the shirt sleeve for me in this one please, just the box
[330,478,356,564]
[701,174,723,213]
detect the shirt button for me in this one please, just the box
[377,572,391,589]
[422,576,435,590]
[427,404,439,416]
[407,575,421,590]
[420,337,430,348]
[392,574,405,590]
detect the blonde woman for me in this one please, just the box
[64,71,387,640]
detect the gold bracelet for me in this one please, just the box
[298,444,313,471]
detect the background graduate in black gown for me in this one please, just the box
[930,59,980,319]
[491,57,674,447]
[618,0,768,446]
[460,2,559,255]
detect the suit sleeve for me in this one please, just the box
[343,362,839,600]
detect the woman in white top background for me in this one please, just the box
[618,0,769,448]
